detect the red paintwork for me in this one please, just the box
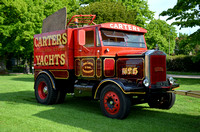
[49,70,69,79]
[75,59,81,76]
[73,23,148,57]
[101,47,147,57]
[104,58,115,77]
[67,28,74,70]
[117,50,147,56]
[34,29,74,70]
[150,55,166,85]
[34,18,149,80]
[96,59,102,77]
[34,30,67,69]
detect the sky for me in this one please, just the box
[147,0,199,35]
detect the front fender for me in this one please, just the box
[94,78,145,99]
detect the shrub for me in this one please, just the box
[166,55,200,72]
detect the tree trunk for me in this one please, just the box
[0,57,8,74]
[29,53,33,74]
[24,59,30,74]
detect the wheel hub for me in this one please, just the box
[104,91,120,115]
[43,86,48,94]
[38,81,48,100]
[109,100,114,105]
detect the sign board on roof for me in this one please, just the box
[100,22,147,33]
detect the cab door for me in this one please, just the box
[74,27,101,79]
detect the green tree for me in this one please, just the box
[0,0,79,73]
[175,33,191,55]
[190,29,200,62]
[175,31,200,61]
[76,0,154,27]
[159,0,200,28]
[145,19,177,54]
[119,0,154,27]
[160,0,200,61]
[73,0,131,24]
[174,31,200,58]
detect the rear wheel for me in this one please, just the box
[148,93,176,109]
[35,74,58,105]
[100,84,131,119]
[56,88,67,104]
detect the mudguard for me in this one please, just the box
[94,78,146,99]
[35,71,56,90]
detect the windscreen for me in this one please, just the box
[101,29,146,48]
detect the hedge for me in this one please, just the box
[166,55,200,72]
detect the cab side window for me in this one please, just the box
[85,30,94,47]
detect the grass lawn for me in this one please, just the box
[0,74,200,132]
[167,71,200,75]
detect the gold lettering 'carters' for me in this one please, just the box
[34,33,67,48]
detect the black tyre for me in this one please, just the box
[100,84,131,119]
[148,93,176,109]
[34,74,58,105]
[56,88,67,104]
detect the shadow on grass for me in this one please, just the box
[34,103,200,131]
[0,90,199,131]
[0,91,36,104]
[11,77,34,82]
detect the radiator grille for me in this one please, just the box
[150,55,166,85]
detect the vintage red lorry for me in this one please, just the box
[34,8,179,119]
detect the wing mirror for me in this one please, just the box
[78,30,85,46]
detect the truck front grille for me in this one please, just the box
[150,55,166,85]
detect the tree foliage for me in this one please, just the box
[0,0,79,69]
[119,0,154,27]
[160,0,200,28]
[145,19,177,54]
[175,31,200,62]
[75,0,154,27]
[175,33,191,55]
[160,0,200,61]
[74,1,132,25]
[190,29,200,62]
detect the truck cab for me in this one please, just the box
[74,22,147,80]
[34,8,179,119]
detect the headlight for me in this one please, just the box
[168,77,175,85]
[143,78,149,87]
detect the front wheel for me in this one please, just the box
[148,93,176,109]
[100,84,131,119]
